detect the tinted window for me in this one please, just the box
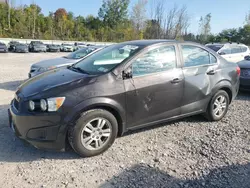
[231,47,242,54]
[241,46,248,52]
[182,45,210,67]
[132,45,176,76]
[206,45,223,52]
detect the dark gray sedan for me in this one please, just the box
[29,46,105,78]
[15,43,29,53]
[238,56,250,91]
[10,40,240,157]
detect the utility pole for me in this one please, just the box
[5,0,11,30]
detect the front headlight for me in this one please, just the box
[28,97,65,112]
[29,100,35,111]
[39,66,56,72]
[40,99,47,111]
[47,97,65,112]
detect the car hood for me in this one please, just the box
[33,57,79,68]
[237,60,250,69]
[17,68,93,98]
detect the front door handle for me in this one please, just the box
[207,70,215,75]
[171,78,182,84]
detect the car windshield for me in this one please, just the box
[206,44,224,52]
[65,47,96,59]
[72,44,141,75]
[63,43,72,46]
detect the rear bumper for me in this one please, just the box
[8,102,67,151]
[239,77,250,91]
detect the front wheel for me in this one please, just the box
[68,109,118,157]
[205,90,229,121]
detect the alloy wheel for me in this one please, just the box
[80,118,112,150]
[213,95,227,118]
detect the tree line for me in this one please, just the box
[1,0,250,45]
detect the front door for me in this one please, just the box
[123,44,184,128]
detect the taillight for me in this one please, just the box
[236,66,241,76]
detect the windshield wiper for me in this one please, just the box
[69,66,89,74]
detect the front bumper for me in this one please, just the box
[16,49,29,53]
[0,48,7,52]
[63,48,73,52]
[239,77,250,91]
[33,48,46,52]
[8,101,67,151]
[49,48,59,52]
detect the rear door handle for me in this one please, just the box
[171,78,182,84]
[207,70,215,75]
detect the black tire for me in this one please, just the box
[205,90,229,121]
[68,109,118,157]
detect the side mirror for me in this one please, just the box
[218,52,226,55]
[244,55,250,60]
[122,67,132,79]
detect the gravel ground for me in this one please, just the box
[0,53,250,188]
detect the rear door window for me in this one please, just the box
[182,45,210,67]
[219,48,231,55]
[231,46,242,54]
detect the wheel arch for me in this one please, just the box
[64,97,126,136]
[212,80,233,103]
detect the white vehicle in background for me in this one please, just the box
[60,43,74,52]
[74,42,86,51]
[206,43,250,63]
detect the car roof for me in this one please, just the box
[119,39,201,47]
[206,42,247,46]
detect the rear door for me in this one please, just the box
[124,44,184,128]
[179,44,220,114]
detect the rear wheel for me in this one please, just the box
[205,90,229,121]
[68,109,118,157]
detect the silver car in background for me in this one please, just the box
[29,46,105,78]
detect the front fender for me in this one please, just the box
[64,97,126,133]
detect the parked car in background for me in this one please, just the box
[29,41,47,52]
[10,40,240,157]
[29,46,105,77]
[0,42,8,52]
[8,41,20,52]
[14,43,29,53]
[60,43,74,52]
[74,42,86,51]
[206,43,250,63]
[46,44,60,52]
[237,55,250,91]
